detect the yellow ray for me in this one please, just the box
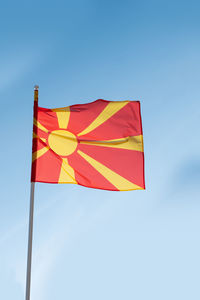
[80,135,143,152]
[77,150,142,191]
[32,132,46,143]
[58,158,77,184]
[52,107,70,129]
[32,146,50,162]
[33,118,48,133]
[77,101,129,137]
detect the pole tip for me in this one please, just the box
[34,85,39,90]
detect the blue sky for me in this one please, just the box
[0,0,200,299]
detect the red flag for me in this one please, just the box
[31,99,145,191]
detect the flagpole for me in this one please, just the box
[25,85,39,300]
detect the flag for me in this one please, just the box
[31,99,145,191]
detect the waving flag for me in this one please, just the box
[31,99,145,191]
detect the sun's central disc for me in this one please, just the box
[48,130,78,156]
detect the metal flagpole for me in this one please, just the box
[25,85,39,300]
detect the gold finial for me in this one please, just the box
[34,85,39,102]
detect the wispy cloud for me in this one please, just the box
[13,195,83,300]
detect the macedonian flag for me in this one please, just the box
[31,99,145,191]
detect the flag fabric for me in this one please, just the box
[31,99,145,191]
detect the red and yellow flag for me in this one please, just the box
[31,99,145,191]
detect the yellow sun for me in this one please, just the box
[48,130,78,156]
